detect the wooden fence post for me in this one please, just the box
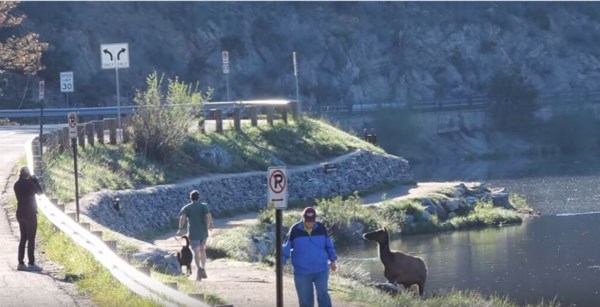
[85,122,95,147]
[93,120,105,144]
[267,106,274,126]
[233,107,241,131]
[214,109,223,133]
[105,118,117,145]
[249,106,258,127]
[61,127,70,149]
[77,124,85,148]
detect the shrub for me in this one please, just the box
[131,72,212,162]
[377,201,406,233]
[316,194,379,244]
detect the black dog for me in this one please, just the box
[176,235,193,275]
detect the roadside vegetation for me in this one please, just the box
[213,192,529,260]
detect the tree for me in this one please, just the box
[0,2,47,108]
[0,2,47,76]
[132,72,213,162]
[486,67,538,133]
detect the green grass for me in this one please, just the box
[151,272,227,306]
[44,117,381,204]
[42,144,170,203]
[329,276,559,307]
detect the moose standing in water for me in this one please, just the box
[363,227,428,296]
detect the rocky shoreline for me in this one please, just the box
[88,181,531,276]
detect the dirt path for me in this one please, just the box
[152,212,362,307]
[151,182,470,306]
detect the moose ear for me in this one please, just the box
[383,227,388,233]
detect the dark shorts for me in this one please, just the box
[190,239,206,250]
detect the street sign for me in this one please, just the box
[100,43,129,69]
[60,71,74,93]
[222,51,230,74]
[268,167,288,209]
[68,112,77,139]
[38,81,44,100]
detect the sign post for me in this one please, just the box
[222,51,230,101]
[268,166,287,307]
[38,81,45,159]
[68,112,80,222]
[101,43,129,141]
[60,71,74,107]
[293,51,300,106]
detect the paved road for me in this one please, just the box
[0,125,93,307]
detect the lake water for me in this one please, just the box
[340,156,600,305]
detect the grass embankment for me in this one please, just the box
[38,117,380,305]
[44,117,380,203]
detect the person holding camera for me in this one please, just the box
[13,166,43,271]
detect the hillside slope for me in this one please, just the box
[9,2,600,108]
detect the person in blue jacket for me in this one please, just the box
[282,207,337,307]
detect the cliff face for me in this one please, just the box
[15,2,600,108]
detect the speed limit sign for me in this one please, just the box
[60,71,74,93]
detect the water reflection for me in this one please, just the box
[342,215,600,305]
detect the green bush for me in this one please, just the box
[132,72,212,162]
[316,194,379,244]
[447,201,521,230]
[376,201,406,233]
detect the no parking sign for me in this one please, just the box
[268,167,287,209]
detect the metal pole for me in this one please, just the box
[226,74,230,101]
[293,51,300,112]
[67,92,70,108]
[72,137,80,222]
[294,75,300,102]
[275,208,283,307]
[115,66,121,142]
[39,101,43,159]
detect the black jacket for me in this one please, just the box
[14,176,43,219]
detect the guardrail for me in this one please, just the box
[6,89,600,119]
[0,106,138,118]
[25,137,209,307]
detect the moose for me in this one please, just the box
[363,227,428,296]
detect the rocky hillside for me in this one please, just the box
[11,2,600,108]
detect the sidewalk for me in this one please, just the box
[0,127,94,307]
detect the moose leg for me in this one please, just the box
[418,282,425,296]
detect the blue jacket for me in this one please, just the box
[282,221,337,275]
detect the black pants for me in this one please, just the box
[17,216,37,265]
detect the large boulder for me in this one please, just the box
[491,192,515,210]
[441,198,461,212]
